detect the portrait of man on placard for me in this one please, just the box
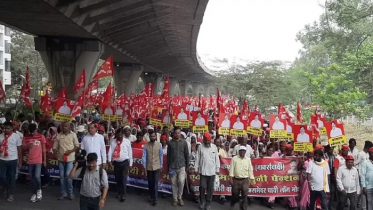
[58,100,71,115]
[162,110,172,124]
[177,107,188,120]
[249,113,262,128]
[220,113,231,128]
[115,105,123,115]
[104,106,114,115]
[271,115,285,130]
[232,116,244,129]
[193,111,207,126]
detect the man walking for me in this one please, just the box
[167,127,189,206]
[361,147,373,210]
[22,123,46,202]
[53,121,79,200]
[81,123,107,168]
[307,149,330,210]
[336,155,360,210]
[356,141,373,209]
[142,131,163,206]
[229,146,255,210]
[108,128,132,202]
[195,132,220,210]
[70,153,109,210]
[0,122,22,202]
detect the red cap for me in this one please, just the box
[286,144,293,150]
[260,137,266,141]
[369,147,373,152]
[98,125,105,132]
[342,144,349,150]
[252,135,258,140]
[227,135,232,139]
[203,132,211,140]
[265,128,270,134]
[345,155,354,160]
[314,144,324,151]
[161,135,168,141]
[281,142,287,147]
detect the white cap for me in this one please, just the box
[76,125,86,132]
[239,146,247,151]
[147,125,154,130]
[123,125,131,130]
[181,131,187,139]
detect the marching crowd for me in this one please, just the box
[0,112,372,210]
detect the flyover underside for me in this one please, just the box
[0,0,213,82]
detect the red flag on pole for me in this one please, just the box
[71,94,83,118]
[297,102,304,123]
[41,88,51,116]
[161,75,169,99]
[57,87,67,99]
[73,69,86,94]
[19,67,32,108]
[103,82,112,105]
[93,56,114,80]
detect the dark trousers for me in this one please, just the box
[199,175,215,206]
[41,164,50,185]
[231,178,249,210]
[0,159,17,196]
[113,160,129,196]
[337,191,357,210]
[147,170,160,201]
[310,190,328,210]
[80,195,100,210]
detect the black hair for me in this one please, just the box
[300,126,305,130]
[290,159,297,164]
[349,138,356,144]
[3,121,13,127]
[28,123,37,133]
[174,126,181,131]
[87,153,98,162]
[314,149,324,156]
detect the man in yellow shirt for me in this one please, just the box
[229,146,255,210]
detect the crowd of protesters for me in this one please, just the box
[0,111,372,210]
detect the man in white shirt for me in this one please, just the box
[296,126,310,143]
[330,121,343,138]
[58,100,71,115]
[195,112,206,126]
[177,108,188,120]
[306,149,330,210]
[233,137,254,158]
[336,155,360,210]
[272,116,285,130]
[195,132,220,210]
[115,106,123,115]
[0,122,22,202]
[81,124,107,169]
[348,138,359,160]
[108,129,132,202]
[317,119,324,128]
[250,114,261,128]
[232,116,244,130]
[104,106,113,115]
[221,114,230,128]
[163,111,171,124]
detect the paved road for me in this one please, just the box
[0,183,283,210]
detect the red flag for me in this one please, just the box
[93,56,114,80]
[0,81,6,103]
[57,86,67,99]
[278,103,286,115]
[102,82,112,106]
[241,100,249,115]
[161,75,169,99]
[139,83,153,98]
[71,94,83,118]
[41,88,51,116]
[87,79,98,92]
[297,102,304,123]
[19,67,32,108]
[73,69,86,94]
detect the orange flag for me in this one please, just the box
[93,56,114,80]
[73,69,86,94]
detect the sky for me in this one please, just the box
[197,0,325,68]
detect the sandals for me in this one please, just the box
[7,195,14,202]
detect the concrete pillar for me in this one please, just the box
[194,84,205,97]
[35,37,104,99]
[114,64,143,96]
[178,80,192,96]
[169,78,178,96]
[142,72,162,95]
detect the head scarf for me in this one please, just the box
[45,127,57,141]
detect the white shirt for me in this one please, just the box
[221,120,230,128]
[163,116,171,124]
[232,122,244,130]
[336,165,360,193]
[296,133,310,143]
[317,120,324,128]
[233,144,253,159]
[356,151,369,171]
[115,108,123,115]
[0,133,22,161]
[272,122,285,130]
[104,108,113,115]
[306,160,330,192]
[108,138,133,166]
[126,134,137,143]
[195,144,220,176]
[81,133,107,165]
[286,125,292,133]
[330,128,343,138]
[58,106,71,115]
[177,113,187,120]
[195,118,206,126]
[15,131,24,140]
[250,120,261,128]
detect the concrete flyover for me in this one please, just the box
[0,0,217,98]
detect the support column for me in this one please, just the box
[35,37,104,99]
[114,64,143,96]
[194,84,205,97]
[142,72,162,95]
[169,78,178,96]
[179,80,192,96]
